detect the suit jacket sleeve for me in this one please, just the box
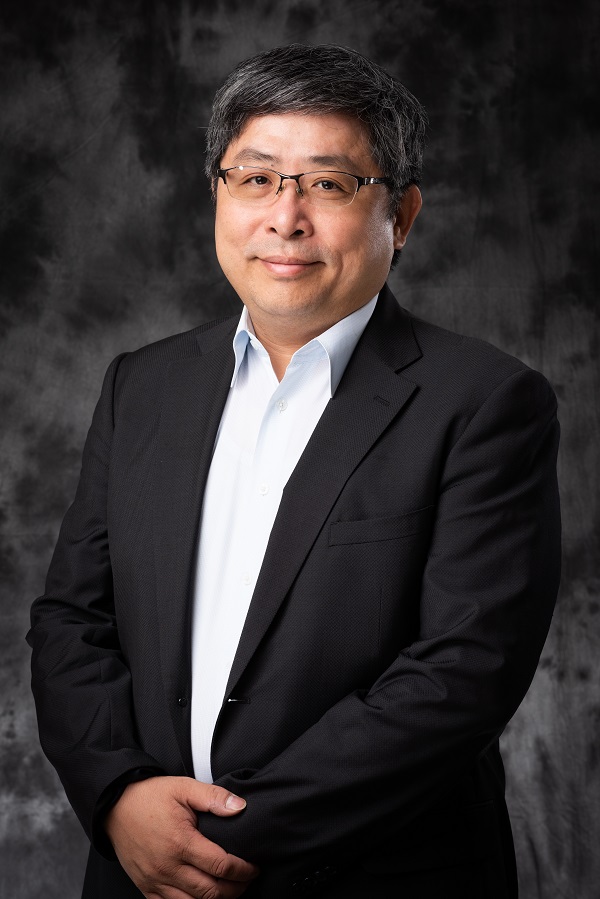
[27,354,165,845]
[197,366,561,892]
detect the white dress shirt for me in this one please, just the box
[190,295,378,783]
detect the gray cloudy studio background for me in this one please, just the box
[1,1,598,897]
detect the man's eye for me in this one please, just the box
[235,170,274,189]
[314,179,341,191]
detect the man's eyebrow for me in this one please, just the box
[306,154,360,171]
[229,148,277,165]
[227,149,362,171]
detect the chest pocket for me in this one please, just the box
[329,505,435,545]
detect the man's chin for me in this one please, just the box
[244,290,333,323]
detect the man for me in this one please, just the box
[28,44,561,899]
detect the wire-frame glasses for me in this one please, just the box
[217,166,393,207]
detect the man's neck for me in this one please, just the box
[251,331,305,381]
[248,316,331,382]
[247,302,373,382]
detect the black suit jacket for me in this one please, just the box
[28,286,561,898]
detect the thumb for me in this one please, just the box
[187,779,247,817]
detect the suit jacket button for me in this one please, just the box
[177,697,187,707]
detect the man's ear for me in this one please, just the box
[393,185,422,250]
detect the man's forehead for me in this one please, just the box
[227,146,364,171]
[222,112,375,169]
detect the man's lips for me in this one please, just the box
[258,256,319,276]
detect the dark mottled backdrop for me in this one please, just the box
[1,1,598,896]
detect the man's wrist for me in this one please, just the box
[92,766,165,859]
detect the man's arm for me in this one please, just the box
[27,355,257,898]
[27,355,161,821]
[197,366,561,893]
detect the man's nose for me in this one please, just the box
[264,181,315,239]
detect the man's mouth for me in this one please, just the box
[259,256,318,276]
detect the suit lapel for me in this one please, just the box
[152,319,236,773]
[225,287,422,697]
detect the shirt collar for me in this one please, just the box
[231,294,378,396]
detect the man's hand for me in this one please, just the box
[105,776,259,899]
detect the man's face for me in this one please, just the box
[214,112,421,337]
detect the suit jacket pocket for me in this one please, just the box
[329,505,435,546]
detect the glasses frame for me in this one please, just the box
[216,166,393,206]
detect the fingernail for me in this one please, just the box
[226,794,246,810]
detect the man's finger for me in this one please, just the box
[180,828,259,884]
[140,854,255,898]
[182,779,247,817]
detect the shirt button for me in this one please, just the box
[242,572,252,585]
[277,399,288,412]
[259,483,269,495]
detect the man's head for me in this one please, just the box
[206,44,426,229]
[206,45,425,343]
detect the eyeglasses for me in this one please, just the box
[217,166,393,207]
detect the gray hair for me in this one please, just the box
[205,44,427,266]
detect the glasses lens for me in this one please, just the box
[225,168,278,201]
[300,172,359,205]
[223,168,360,205]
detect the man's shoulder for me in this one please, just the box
[394,307,556,425]
[378,287,540,392]
[405,308,539,385]
[105,314,239,414]
[121,313,239,371]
